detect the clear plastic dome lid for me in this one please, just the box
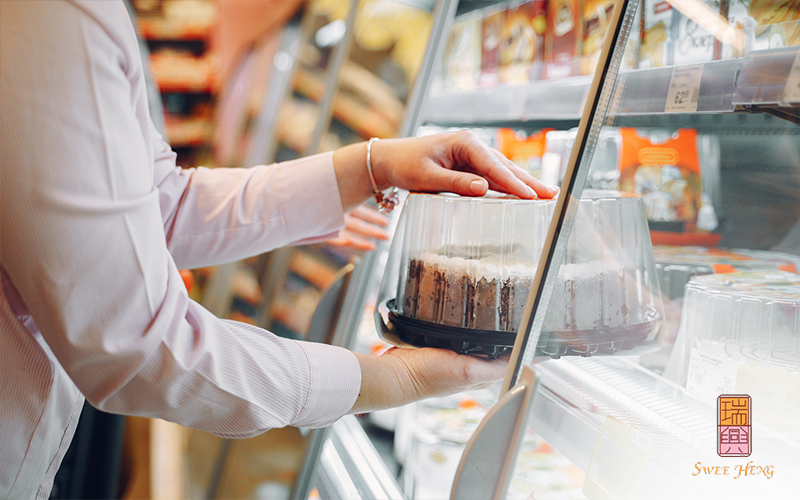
[680,271,800,368]
[676,271,800,439]
[376,191,664,358]
[653,245,800,300]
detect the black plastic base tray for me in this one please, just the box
[388,309,514,359]
[387,299,660,359]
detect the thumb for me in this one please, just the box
[426,168,489,196]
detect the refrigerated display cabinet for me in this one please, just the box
[307,0,800,499]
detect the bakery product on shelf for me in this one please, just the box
[677,271,800,439]
[377,191,664,357]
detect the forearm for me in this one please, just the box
[92,278,361,433]
[159,152,345,268]
[348,348,507,414]
[332,141,383,213]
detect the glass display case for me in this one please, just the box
[317,0,800,499]
[195,0,800,498]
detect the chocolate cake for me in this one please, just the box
[401,250,538,333]
[401,251,637,335]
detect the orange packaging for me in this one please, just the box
[580,0,616,75]
[500,2,536,83]
[544,0,582,79]
[618,128,702,230]
[496,128,553,179]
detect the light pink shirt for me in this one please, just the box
[0,1,361,498]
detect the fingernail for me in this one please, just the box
[527,186,537,198]
[469,179,487,194]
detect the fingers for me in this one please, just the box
[449,131,538,199]
[326,206,390,251]
[344,212,390,241]
[490,149,559,199]
[349,205,390,228]
[384,346,507,397]
[327,230,378,251]
[420,162,489,197]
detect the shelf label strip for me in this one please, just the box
[665,65,704,113]
[782,50,800,104]
[583,415,652,500]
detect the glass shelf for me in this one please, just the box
[422,46,800,126]
[422,76,592,125]
[733,46,800,107]
[526,357,800,499]
[616,59,739,115]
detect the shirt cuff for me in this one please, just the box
[293,341,361,428]
[275,151,345,245]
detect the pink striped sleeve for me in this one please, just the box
[153,127,346,269]
[0,0,360,440]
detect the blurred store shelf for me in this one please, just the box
[421,46,800,126]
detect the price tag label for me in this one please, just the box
[686,348,738,400]
[782,50,800,103]
[665,65,704,113]
[584,416,651,500]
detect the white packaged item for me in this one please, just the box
[674,271,800,439]
[671,0,718,65]
[640,0,675,68]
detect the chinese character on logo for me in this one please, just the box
[718,395,751,457]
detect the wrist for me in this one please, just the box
[365,138,400,214]
[349,351,413,414]
[368,138,392,190]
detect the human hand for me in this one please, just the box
[373,131,559,199]
[349,347,508,414]
[327,205,390,252]
[332,131,558,213]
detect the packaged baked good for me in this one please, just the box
[442,12,482,91]
[748,0,800,25]
[754,20,800,50]
[500,2,537,83]
[617,128,703,231]
[530,0,548,79]
[747,0,800,49]
[544,0,582,79]
[478,7,504,86]
[376,191,664,358]
[671,0,718,65]
[653,246,800,369]
[580,0,616,75]
[673,271,800,439]
[654,246,800,297]
[639,0,674,68]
